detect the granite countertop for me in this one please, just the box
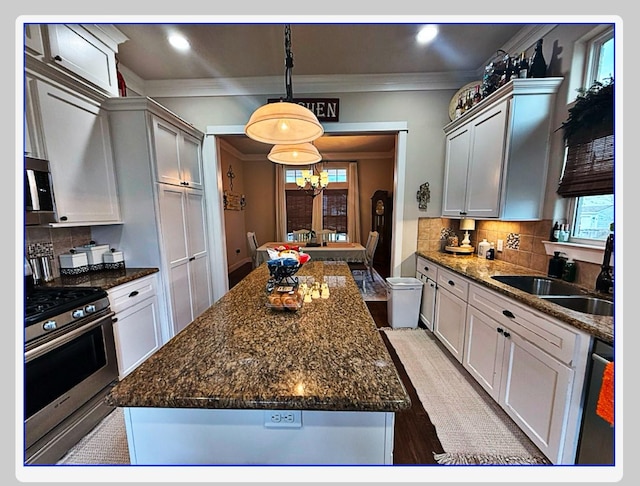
[44,267,159,290]
[417,251,614,344]
[107,261,411,412]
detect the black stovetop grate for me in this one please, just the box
[25,287,108,326]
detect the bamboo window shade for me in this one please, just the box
[557,126,615,198]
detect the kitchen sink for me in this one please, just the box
[538,296,614,316]
[491,275,584,296]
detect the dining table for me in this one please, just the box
[256,241,366,266]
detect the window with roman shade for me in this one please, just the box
[322,189,348,233]
[557,78,614,198]
[285,190,313,233]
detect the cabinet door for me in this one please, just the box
[441,126,471,217]
[434,288,467,363]
[499,330,574,463]
[24,76,43,158]
[464,101,508,218]
[185,190,212,318]
[113,294,162,379]
[463,305,504,401]
[35,80,121,224]
[158,185,194,335]
[46,24,118,95]
[152,116,203,189]
[181,132,204,190]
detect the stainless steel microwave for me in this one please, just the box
[25,157,57,226]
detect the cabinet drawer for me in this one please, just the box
[437,268,469,301]
[468,284,578,364]
[416,256,438,281]
[108,274,158,313]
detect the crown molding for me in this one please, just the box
[129,71,482,99]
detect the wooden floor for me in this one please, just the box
[228,262,443,465]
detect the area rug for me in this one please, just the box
[351,268,388,301]
[382,328,550,465]
[57,407,130,465]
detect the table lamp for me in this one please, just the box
[459,218,476,248]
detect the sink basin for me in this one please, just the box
[491,275,584,296]
[539,296,614,316]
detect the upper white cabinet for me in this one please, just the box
[441,78,563,220]
[33,78,122,225]
[151,115,204,190]
[24,24,127,97]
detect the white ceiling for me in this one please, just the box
[113,21,528,157]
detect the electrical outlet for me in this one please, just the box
[264,410,302,428]
[497,239,504,252]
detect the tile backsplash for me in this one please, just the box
[25,226,93,279]
[417,217,601,289]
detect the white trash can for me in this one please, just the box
[386,277,423,329]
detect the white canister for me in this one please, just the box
[477,239,490,258]
[59,252,89,275]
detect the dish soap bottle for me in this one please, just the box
[547,251,566,278]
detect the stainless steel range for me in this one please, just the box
[24,286,118,465]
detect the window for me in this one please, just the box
[567,28,615,244]
[284,167,349,241]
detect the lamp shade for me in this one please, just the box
[267,143,322,165]
[245,101,324,145]
[460,218,476,231]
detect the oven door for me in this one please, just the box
[24,310,117,451]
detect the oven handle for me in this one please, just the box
[25,311,115,362]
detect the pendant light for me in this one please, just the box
[244,24,324,145]
[268,142,322,165]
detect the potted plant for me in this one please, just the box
[558,77,614,144]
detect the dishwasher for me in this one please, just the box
[416,256,437,332]
[576,339,614,464]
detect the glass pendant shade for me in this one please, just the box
[245,101,324,145]
[268,142,322,165]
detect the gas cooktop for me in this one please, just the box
[25,286,109,327]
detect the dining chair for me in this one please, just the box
[247,231,259,268]
[292,229,311,242]
[319,228,337,244]
[363,231,380,276]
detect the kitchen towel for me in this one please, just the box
[596,361,614,426]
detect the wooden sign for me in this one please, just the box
[267,98,339,122]
[224,192,244,211]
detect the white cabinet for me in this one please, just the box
[158,185,212,334]
[441,78,562,220]
[464,283,590,464]
[32,78,122,225]
[25,24,127,96]
[108,274,162,379]
[433,267,469,363]
[151,115,204,190]
[93,97,212,341]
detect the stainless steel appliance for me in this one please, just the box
[24,286,118,465]
[576,339,614,464]
[25,156,57,226]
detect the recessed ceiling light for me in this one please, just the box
[168,34,190,51]
[416,24,438,44]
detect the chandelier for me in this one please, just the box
[296,164,329,198]
[244,25,324,146]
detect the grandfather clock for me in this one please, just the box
[371,190,392,277]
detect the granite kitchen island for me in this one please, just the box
[106,261,410,465]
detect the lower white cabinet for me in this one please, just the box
[433,267,469,363]
[464,283,590,464]
[108,274,162,379]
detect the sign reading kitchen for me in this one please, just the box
[267,98,339,122]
